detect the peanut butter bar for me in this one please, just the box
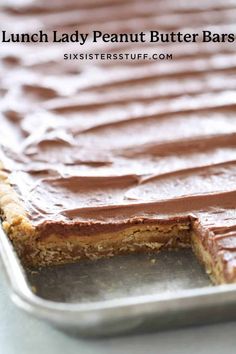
[1,0,236,284]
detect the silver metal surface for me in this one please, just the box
[1,225,236,337]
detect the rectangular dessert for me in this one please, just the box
[0,0,236,284]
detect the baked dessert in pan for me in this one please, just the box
[0,0,236,284]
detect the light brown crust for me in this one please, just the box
[20,223,191,267]
[191,233,226,284]
[0,167,28,225]
[0,166,38,255]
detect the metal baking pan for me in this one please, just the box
[1,225,236,337]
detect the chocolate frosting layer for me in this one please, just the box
[1,0,236,274]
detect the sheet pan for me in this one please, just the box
[1,225,236,337]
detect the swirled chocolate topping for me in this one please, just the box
[0,0,236,269]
